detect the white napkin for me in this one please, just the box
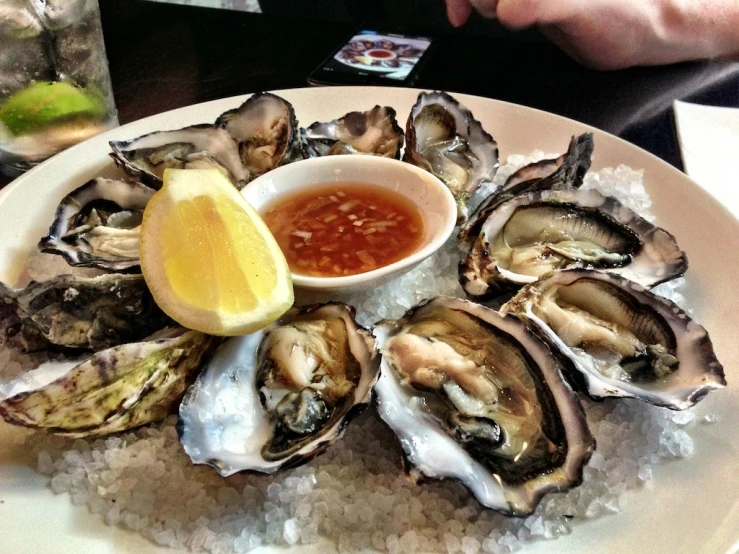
[673,100,739,220]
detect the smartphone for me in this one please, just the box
[307,29,434,87]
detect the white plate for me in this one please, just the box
[0,87,737,554]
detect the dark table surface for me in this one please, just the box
[2,0,739,189]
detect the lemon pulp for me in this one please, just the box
[140,168,293,335]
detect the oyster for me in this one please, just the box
[459,188,687,300]
[0,327,220,438]
[177,303,379,476]
[216,92,303,181]
[403,91,499,221]
[0,273,169,352]
[502,270,726,409]
[0,298,48,353]
[373,296,594,516]
[39,177,154,271]
[302,105,404,159]
[109,124,249,188]
[459,133,594,252]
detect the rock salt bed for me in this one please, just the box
[23,400,698,554]
[1,156,707,553]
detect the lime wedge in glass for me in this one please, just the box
[0,81,106,136]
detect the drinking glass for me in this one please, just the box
[0,0,118,174]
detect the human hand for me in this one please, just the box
[444,0,739,70]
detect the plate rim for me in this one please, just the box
[1,85,737,554]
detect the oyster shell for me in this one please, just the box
[373,296,594,516]
[216,92,303,181]
[0,273,170,352]
[109,124,249,188]
[403,91,499,221]
[302,105,404,159]
[459,188,687,300]
[502,270,726,409]
[177,303,379,476]
[459,133,594,252]
[38,177,154,271]
[0,327,221,438]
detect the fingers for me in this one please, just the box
[496,0,584,29]
[444,0,474,26]
[496,0,545,28]
[467,0,498,19]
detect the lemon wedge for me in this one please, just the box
[139,168,293,335]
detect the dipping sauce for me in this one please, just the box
[262,183,424,277]
[366,49,394,59]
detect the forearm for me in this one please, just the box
[445,0,739,69]
[659,0,739,62]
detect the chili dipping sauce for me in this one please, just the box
[261,183,424,277]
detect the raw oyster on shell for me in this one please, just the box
[177,303,379,476]
[302,105,404,159]
[502,269,726,409]
[459,188,687,301]
[403,91,499,222]
[216,92,303,181]
[373,296,594,516]
[0,327,221,438]
[38,177,154,271]
[459,133,594,252]
[0,273,170,352]
[109,124,249,188]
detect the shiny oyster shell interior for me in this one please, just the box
[459,133,594,252]
[38,177,154,271]
[216,92,303,181]
[373,296,594,516]
[0,272,170,352]
[502,269,726,409]
[0,327,220,438]
[177,303,379,476]
[459,188,687,300]
[302,105,404,159]
[109,124,249,188]
[403,91,499,220]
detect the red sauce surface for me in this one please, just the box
[366,49,394,59]
[262,183,424,277]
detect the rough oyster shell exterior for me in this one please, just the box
[0,327,221,438]
[216,92,303,182]
[38,177,154,271]
[403,91,499,222]
[302,105,404,159]
[373,296,594,516]
[109,124,249,188]
[177,302,379,476]
[459,188,687,301]
[458,133,594,253]
[0,273,170,352]
[502,269,726,409]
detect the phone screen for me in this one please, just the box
[310,30,433,85]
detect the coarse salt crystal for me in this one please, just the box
[283,518,300,545]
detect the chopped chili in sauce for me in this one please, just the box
[261,183,424,277]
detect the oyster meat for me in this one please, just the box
[502,269,726,409]
[177,303,379,476]
[403,91,499,221]
[459,133,594,252]
[109,124,249,188]
[216,92,303,181]
[0,273,170,352]
[459,188,687,300]
[373,296,594,516]
[38,177,154,271]
[302,105,404,159]
[0,327,221,438]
